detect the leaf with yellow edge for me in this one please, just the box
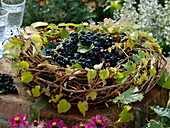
[25,26,39,34]
[31,86,41,97]
[21,71,34,83]
[31,22,48,28]
[52,94,63,103]
[30,34,43,44]
[86,91,97,101]
[78,101,88,116]
[19,61,29,68]
[99,69,110,85]
[87,69,97,83]
[3,43,14,53]
[57,99,71,113]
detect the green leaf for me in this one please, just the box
[94,63,103,70]
[30,96,49,120]
[52,94,63,103]
[115,105,134,123]
[149,68,157,78]
[31,86,41,97]
[133,54,142,63]
[46,41,56,49]
[22,41,30,51]
[110,87,144,104]
[130,31,138,41]
[136,71,147,85]
[150,106,170,119]
[71,63,82,69]
[0,88,5,93]
[31,22,48,28]
[30,34,43,44]
[19,61,29,68]
[57,99,71,113]
[3,43,14,52]
[123,61,136,72]
[127,40,134,50]
[8,39,24,46]
[77,101,88,116]
[25,26,39,33]
[114,72,124,79]
[116,72,129,84]
[86,91,97,100]
[21,71,34,83]
[162,77,170,89]
[99,69,110,85]
[146,119,164,128]
[60,29,69,39]
[87,69,97,83]
[65,68,73,75]
[41,88,51,97]
[157,69,170,89]
[77,43,94,53]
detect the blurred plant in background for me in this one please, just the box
[23,0,111,26]
[112,0,170,57]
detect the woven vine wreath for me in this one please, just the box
[3,18,167,115]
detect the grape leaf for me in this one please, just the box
[87,69,97,83]
[19,61,29,68]
[150,106,170,119]
[94,63,103,70]
[123,61,136,72]
[22,41,30,51]
[71,63,82,69]
[60,29,69,39]
[8,39,24,46]
[133,54,142,63]
[77,43,94,53]
[114,72,124,79]
[31,86,41,97]
[116,72,129,84]
[30,34,43,50]
[52,94,63,103]
[41,88,51,97]
[99,69,110,85]
[31,22,48,28]
[25,26,39,34]
[157,69,170,89]
[127,40,134,50]
[65,68,73,74]
[146,119,164,128]
[3,43,14,53]
[110,87,144,104]
[149,68,157,78]
[21,71,34,83]
[78,101,88,116]
[57,99,71,113]
[86,91,97,101]
[130,31,138,41]
[115,105,134,123]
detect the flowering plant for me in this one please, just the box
[8,114,110,128]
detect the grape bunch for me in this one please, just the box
[0,73,18,94]
[46,31,126,69]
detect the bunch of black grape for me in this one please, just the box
[46,31,126,69]
[0,73,18,94]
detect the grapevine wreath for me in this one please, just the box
[3,18,167,114]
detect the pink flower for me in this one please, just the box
[8,114,28,128]
[45,118,67,128]
[90,115,109,128]
[72,122,90,128]
[28,120,45,128]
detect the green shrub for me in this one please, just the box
[23,0,111,26]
